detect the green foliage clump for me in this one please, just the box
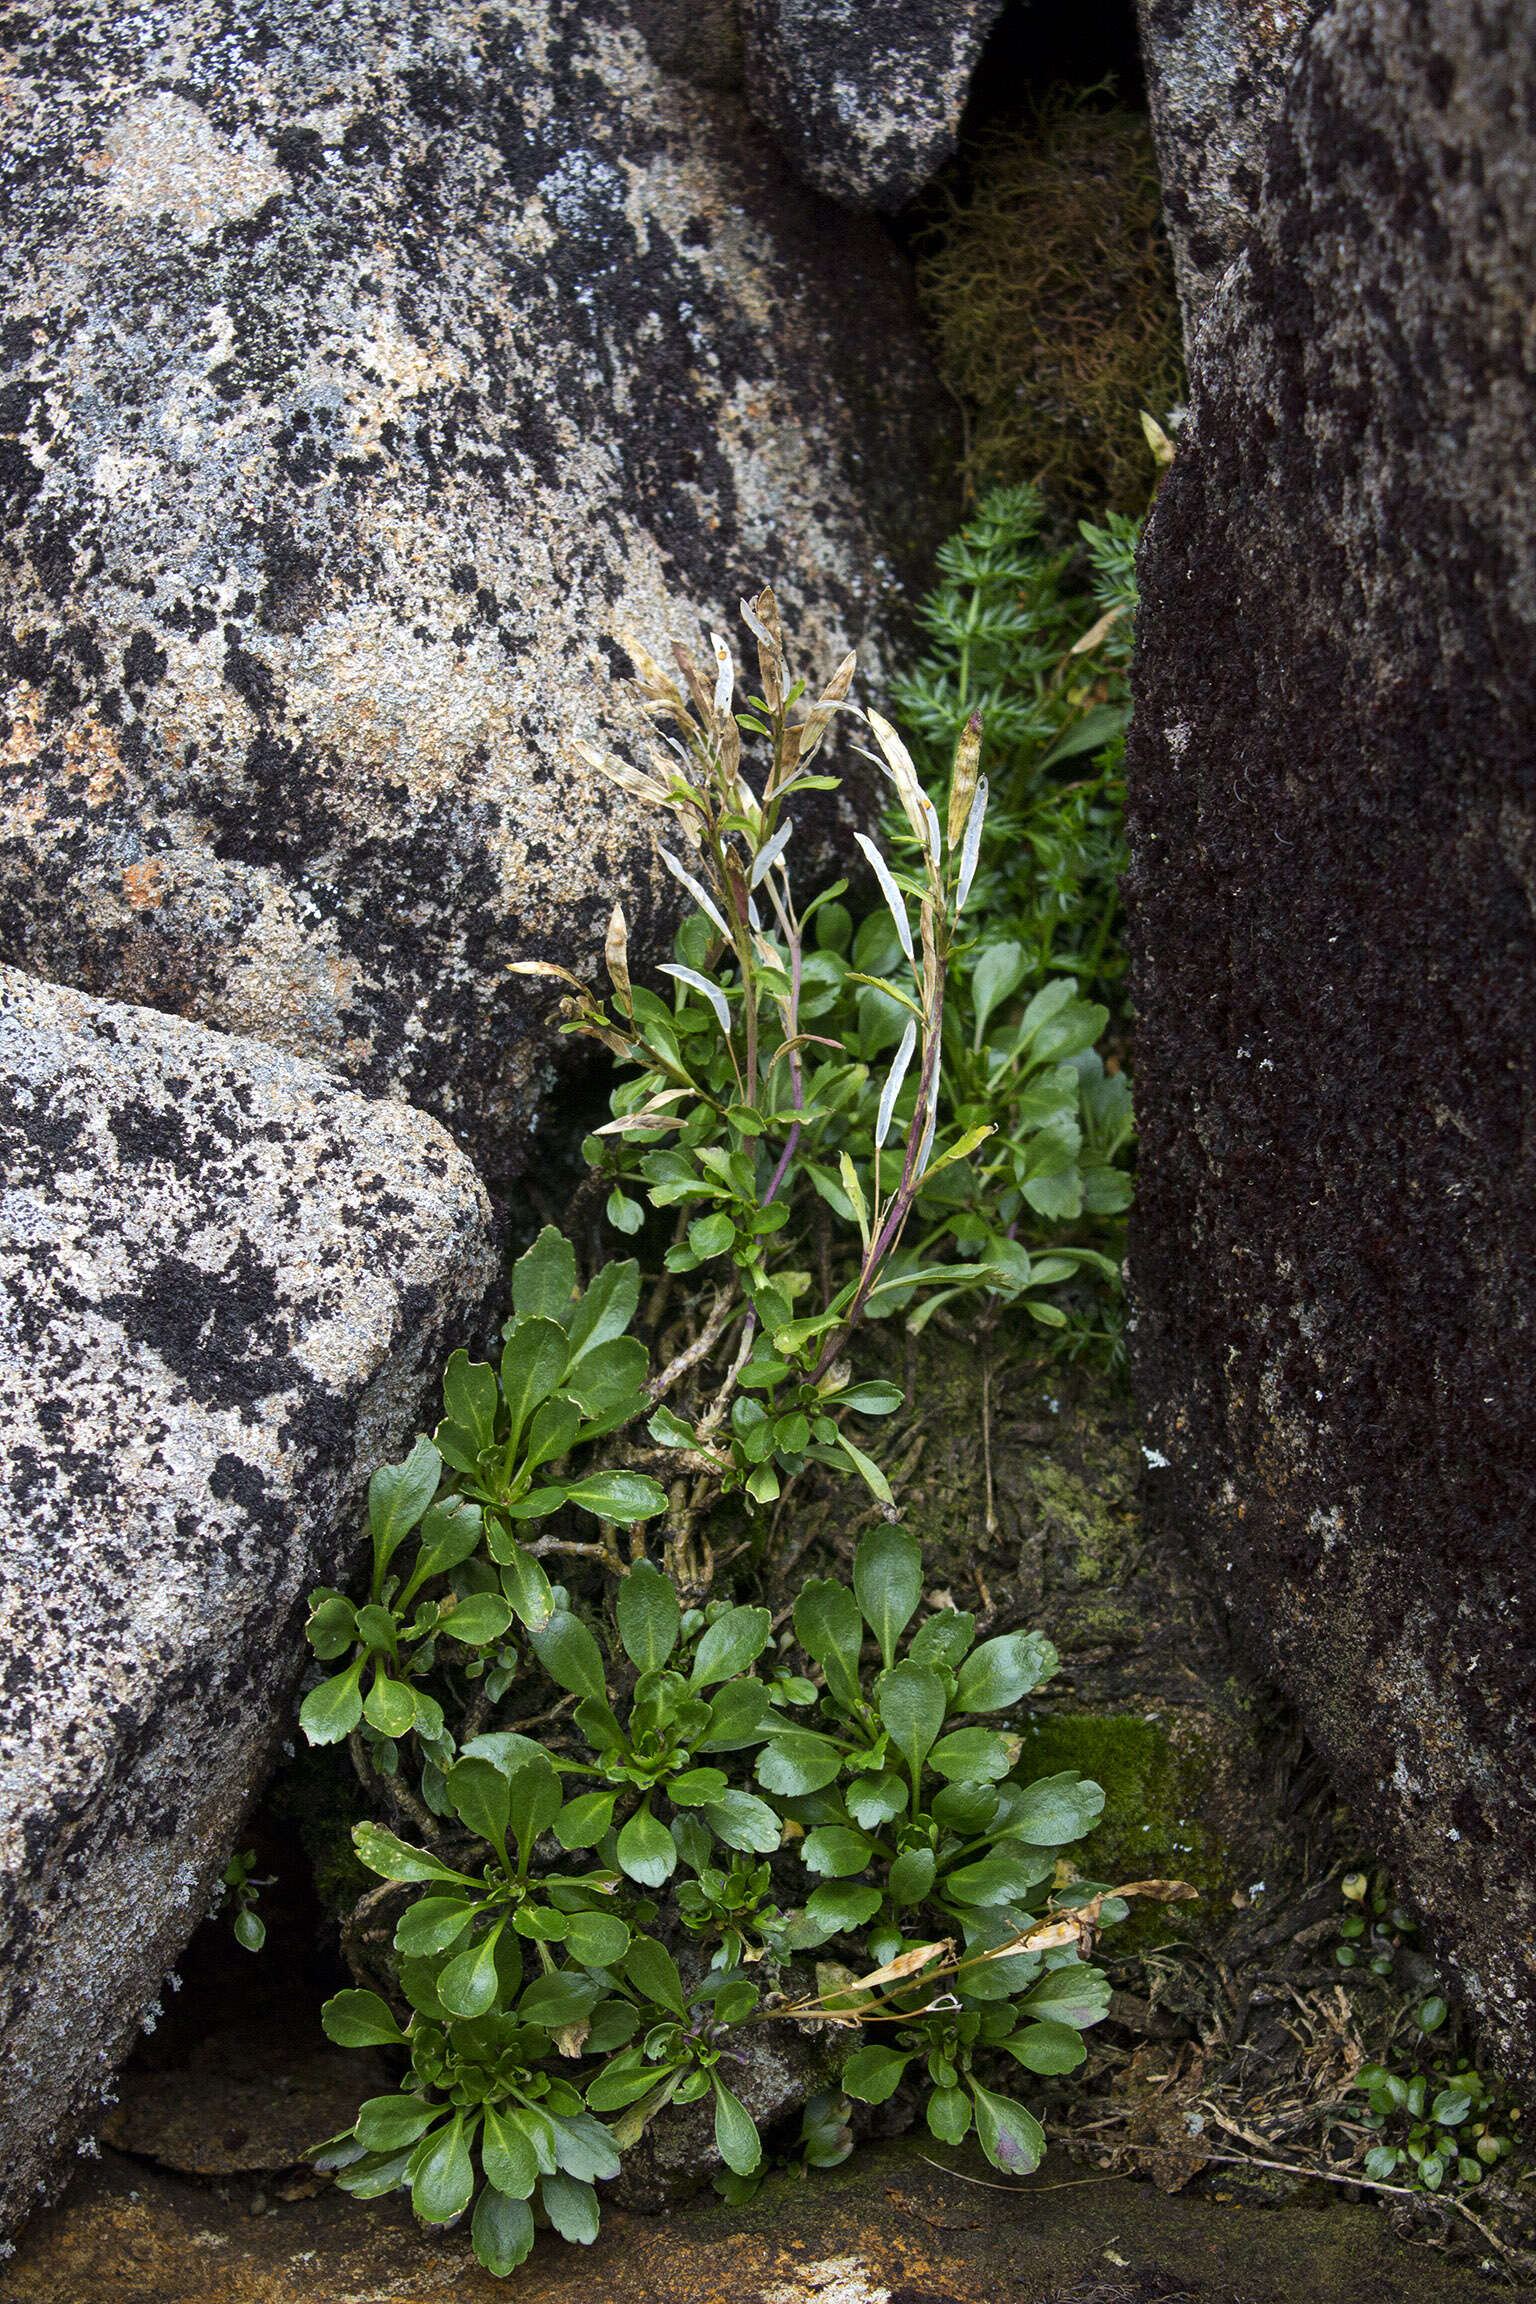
[1337,1872,1518,2198]
[300,1446,1187,2274]
[291,489,1167,2276]
[915,95,1185,512]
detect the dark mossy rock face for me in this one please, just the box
[1127,0,1536,2079]
[1135,0,1324,337]
[740,0,1008,211]
[0,0,951,1180]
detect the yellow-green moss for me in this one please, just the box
[1019,1709,1239,1944]
[914,94,1185,513]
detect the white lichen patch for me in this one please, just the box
[98,94,290,240]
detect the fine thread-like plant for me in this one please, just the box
[913,92,1185,511]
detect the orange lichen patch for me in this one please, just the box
[121,861,165,911]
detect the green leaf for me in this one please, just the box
[877,1661,947,1782]
[1005,1771,1106,1846]
[299,1659,365,1746]
[690,1212,736,1258]
[444,1756,512,1852]
[368,1437,443,1577]
[666,1766,730,1806]
[888,1846,937,1904]
[437,1927,504,2019]
[909,1611,977,1671]
[927,2086,973,2144]
[845,1774,908,1829]
[498,1543,555,1630]
[413,1495,484,1582]
[549,2112,623,2184]
[842,2045,910,2104]
[971,2084,1044,2176]
[333,2143,414,2199]
[355,2094,439,2152]
[540,2172,600,2244]
[320,1990,407,2049]
[506,1756,565,1860]
[305,1593,358,1660]
[512,1226,577,1323]
[1001,2020,1088,2076]
[563,1334,649,1422]
[793,1578,865,1712]
[702,1792,783,1855]
[1037,703,1127,771]
[552,1790,617,1849]
[944,1850,1050,1908]
[440,1592,513,1647]
[472,2185,536,2275]
[690,1604,772,1687]
[756,1729,848,1796]
[363,1671,415,1740]
[523,1393,582,1474]
[529,1610,609,1702]
[969,940,1026,1048]
[617,1560,681,1672]
[563,1908,632,1968]
[854,1527,923,1668]
[927,1727,1016,1783]
[956,1632,1058,1712]
[701,1678,774,1750]
[565,1259,641,1362]
[836,1382,904,1416]
[519,1970,602,2030]
[562,1469,669,1522]
[352,1822,474,1887]
[409,2114,474,2223]
[1018,1961,1112,2029]
[801,1826,876,1878]
[832,1434,894,1506]
[805,1880,883,1932]
[481,2105,540,2200]
[606,1188,645,1235]
[500,1317,571,1453]
[712,2080,762,2176]
[394,1896,477,1957]
[625,1934,688,2016]
[932,1780,1000,1835]
[617,1804,678,1887]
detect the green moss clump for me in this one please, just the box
[1019,1710,1236,1944]
[915,95,1185,513]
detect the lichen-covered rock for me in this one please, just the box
[0,0,948,1179]
[1127,0,1536,2077]
[1135,0,1324,335]
[0,965,497,2231]
[740,0,1007,211]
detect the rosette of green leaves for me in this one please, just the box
[345,1740,641,2022]
[520,1564,783,1890]
[756,1529,1100,1942]
[584,1937,765,2181]
[839,1979,1109,2174]
[300,1229,667,1757]
[315,1994,624,2271]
